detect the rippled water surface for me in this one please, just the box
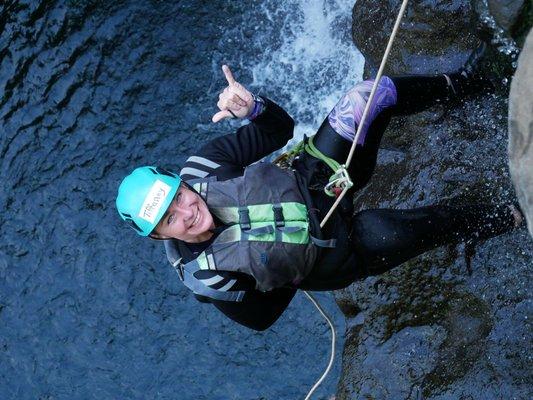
[0,0,364,399]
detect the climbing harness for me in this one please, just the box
[276,135,352,197]
[304,136,354,198]
[302,1,409,398]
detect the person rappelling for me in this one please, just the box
[115,50,523,331]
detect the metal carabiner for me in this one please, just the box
[324,165,353,197]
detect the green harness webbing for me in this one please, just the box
[280,136,352,198]
[305,136,342,173]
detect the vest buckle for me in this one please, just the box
[238,207,251,230]
[272,204,285,227]
[172,258,184,281]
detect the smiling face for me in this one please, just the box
[153,184,215,242]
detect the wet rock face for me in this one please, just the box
[340,1,533,399]
[509,29,533,237]
[351,0,479,75]
[488,0,525,32]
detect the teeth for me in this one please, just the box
[192,210,200,227]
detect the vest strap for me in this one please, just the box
[277,226,304,234]
[247,225,274,236]
[310,235,337,248]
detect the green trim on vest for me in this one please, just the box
[211,202,311,245]
[209,201,307,225]
[211,202,307,223]
[208,211,310,246]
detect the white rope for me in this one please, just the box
[303,291,336,400]
[303,2,410,399]
[319,0,410,228]
[320,186,350,228]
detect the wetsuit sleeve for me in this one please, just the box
[211,287,297,331]
[180,97,294,180]
[192,268,297,331]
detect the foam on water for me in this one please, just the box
[218,0,364,144]
[255,0,364,132]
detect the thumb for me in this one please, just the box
[212,110,233,123]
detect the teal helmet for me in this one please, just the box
[116,166,182,236]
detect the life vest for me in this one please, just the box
[164,162,334,302]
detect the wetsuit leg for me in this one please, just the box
[350,203,516,277]
[312,76,397,190]
[312,72,489,190]
[312,74,454,160]
[390,68,492,115]
[390,75,452,115]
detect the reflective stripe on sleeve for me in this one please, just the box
[187,156,221,169]
[180,167,209,178]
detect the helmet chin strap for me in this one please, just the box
[148,232,169,241]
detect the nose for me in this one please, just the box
[172,202,194,221]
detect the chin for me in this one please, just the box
[200,203,213,225]
[199,213,213,233]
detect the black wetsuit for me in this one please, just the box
[173,75,515,331]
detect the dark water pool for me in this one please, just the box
[0,0,365,398]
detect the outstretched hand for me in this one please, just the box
[212,65,254,123]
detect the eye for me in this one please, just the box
[166,192,182,225]
[167,213,174,225]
